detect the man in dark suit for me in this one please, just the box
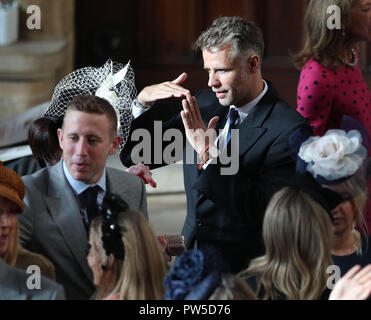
[121,16,311,272]
[19,95,147,299]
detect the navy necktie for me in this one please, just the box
[226,108,240,146]
[80,186,100,235]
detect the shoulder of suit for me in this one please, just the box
[22,164,54,181]
[21,165,55,193]
[272,100,308,123]
[106,167,144,185]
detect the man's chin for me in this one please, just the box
[70,171,89,183]
[217,97,231,107]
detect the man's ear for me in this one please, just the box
[109,135,121,155]
[57,128,64,150]
[247,55,260,73]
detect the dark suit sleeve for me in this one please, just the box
[194,122,311,231]
[120,98,186,169]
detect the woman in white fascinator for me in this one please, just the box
[295,115,371,277]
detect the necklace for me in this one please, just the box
[341,48,357,67]
[332,243,357,256]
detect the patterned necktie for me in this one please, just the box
[79,186,100,235]
[225,108,240,146]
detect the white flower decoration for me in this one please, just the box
[298,129,367,181]
[95,61,130,130]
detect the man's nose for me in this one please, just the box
[75,138,88,156]
[208,72,220,88]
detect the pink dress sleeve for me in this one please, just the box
[296,60,334,136]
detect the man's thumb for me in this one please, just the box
[172,72,187,85]
[208,116,219,130]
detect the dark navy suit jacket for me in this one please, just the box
[121,82,312,272]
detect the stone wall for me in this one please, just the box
[0,0,75,118]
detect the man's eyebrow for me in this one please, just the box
[87,134,102,140]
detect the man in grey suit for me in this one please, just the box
[19,95,147,299]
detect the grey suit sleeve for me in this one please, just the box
[18,180,35,248]
[39,276,66,300]
[138,179,148,219]
[52,285,66,300]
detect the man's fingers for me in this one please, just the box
[163,82,190,97]
[181,109,192,129]
[181,99,191,118]
[144,174,157,188]
[191,95,203,123]
[127,164,157,188]
[186,94,197,121]
[171,72,188,85]
[138,77,189,105]
[208,116,219,130]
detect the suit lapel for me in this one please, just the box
[194,83,279,194]
[230,82,279,156]
[44,162,92,280]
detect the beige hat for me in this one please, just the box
[0,161,25,212]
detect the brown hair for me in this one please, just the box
[28,116,63,168]
[64,95,118,136]
[293,0,357,69]
[194,16,264,60]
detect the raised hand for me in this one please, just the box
[329,264,371,300]
[127,163,157,188]
[180,94,219,155]
[137,73,190,107]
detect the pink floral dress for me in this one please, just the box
[297,52,371,233]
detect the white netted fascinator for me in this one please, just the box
[45,59,137,152]
[298,129,367,184]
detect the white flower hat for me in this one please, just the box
[289,116,369,185]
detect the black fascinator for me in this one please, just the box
[100,193,129,260]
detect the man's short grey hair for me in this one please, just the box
[193,16,264,59]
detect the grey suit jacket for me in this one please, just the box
[18,161,147,300]
[0,258,65,300]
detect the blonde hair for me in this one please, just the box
[293,0,357,69]
[209,274,257,300]
[239,187,333,300]
[326,165,368,252]
[90,209,166,300]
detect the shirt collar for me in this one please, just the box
[62,160,106,195]
[229,79,268,121]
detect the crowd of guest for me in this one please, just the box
[2,4,371,300]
